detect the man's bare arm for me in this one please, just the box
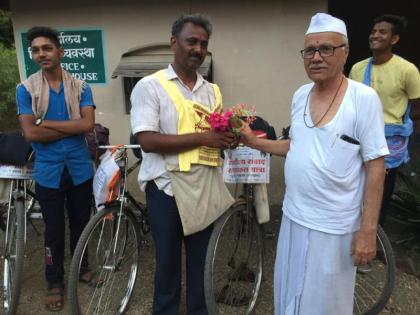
[240,123,290,156]
[351,156,385,266]
[137,130,237,155]
[19,114,67,143]
[41,106,95,134]
[243,137,290,157]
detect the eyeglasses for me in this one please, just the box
[300,44,347,59]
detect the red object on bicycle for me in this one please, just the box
[252,130,267,139]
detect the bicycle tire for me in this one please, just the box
[353,225,396,315]
[0,181,35,231]
[204,201,263,315]
[2,198,25,315]
[68,203,141,315]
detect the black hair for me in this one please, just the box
[26,26,61,47]
[373,14,408,36]
[171,14,212,38]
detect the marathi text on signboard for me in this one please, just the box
[20,29,106,84]
[223,146,270,184]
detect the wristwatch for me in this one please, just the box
[35,117,43,126]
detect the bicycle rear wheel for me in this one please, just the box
[2,198,25,315]
[68,203,141,315]
[353,225,395,315]
[205,201,263,314]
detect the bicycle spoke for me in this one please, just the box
[205,204,263,314]
[87,221,121,313]
[70,206,140,315]
[355,278,379,304]
[2,195,25,315]
[353,289,369,312]
[87,237,117,313]
[353,226,395,315]
[357,273,384,295]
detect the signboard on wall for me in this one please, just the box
[20,29,107,84]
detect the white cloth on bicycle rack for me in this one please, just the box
[254,183,270,224]
[168,164,234,236]
[274,214,356,315]
[93,150,120,209]
[0,179,11,203]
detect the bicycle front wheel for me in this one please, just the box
[205,201,263,314]
[353,225,396,315]
[2,198,25,315]
[68,204,141,315]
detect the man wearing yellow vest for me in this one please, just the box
[130,14,236,314]
[350,14,420,225]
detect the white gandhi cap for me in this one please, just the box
[306,13,347,37]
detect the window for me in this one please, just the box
[112,44,213,114]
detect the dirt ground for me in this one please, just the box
[1,206,420,315]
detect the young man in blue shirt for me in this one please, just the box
[16,26,95,312]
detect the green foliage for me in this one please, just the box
[0,9,19,131]
[0,42,20,131]
[0,10,14,48]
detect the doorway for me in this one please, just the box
[328,0,420,74]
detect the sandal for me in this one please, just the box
[44,286,64,312]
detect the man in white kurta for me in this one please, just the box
[240,13,388,315]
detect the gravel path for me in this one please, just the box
[1,206,420,315]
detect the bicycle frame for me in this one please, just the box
[96,145,143,257]
[4,179,31,248]
[2,174,35,315]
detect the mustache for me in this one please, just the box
[189,53,203,59]
[308,65,327,69]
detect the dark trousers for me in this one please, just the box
[379,167,399,226]
[146,181,212,315]
[35,168,92,288]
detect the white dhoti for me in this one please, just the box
[274,214,356,315]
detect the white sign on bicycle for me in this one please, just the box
[93,150,121,209]
[223,146,270,183]
[0,164,34,179]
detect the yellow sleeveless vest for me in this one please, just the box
[154,70,223,171]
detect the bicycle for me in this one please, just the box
[204,120,281,314]
[204,128,277,314]
[68,144,148,315]
[1,164,37,315]
[204,181,264,315]
[353,224,396,315]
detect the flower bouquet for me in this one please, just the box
[208,104,256,158]
[208,104,256,135]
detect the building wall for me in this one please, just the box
[11,0,326,203]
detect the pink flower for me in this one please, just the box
[208,104,256,134]
[223,111,233,119]
[208,112,230,131]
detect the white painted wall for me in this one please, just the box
[11,0,327,203]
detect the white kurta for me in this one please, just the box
[283,79,389,234]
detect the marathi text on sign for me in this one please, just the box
[21,29,106,84]
[223,146,270,183]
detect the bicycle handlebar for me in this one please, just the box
[98,144,141,149]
